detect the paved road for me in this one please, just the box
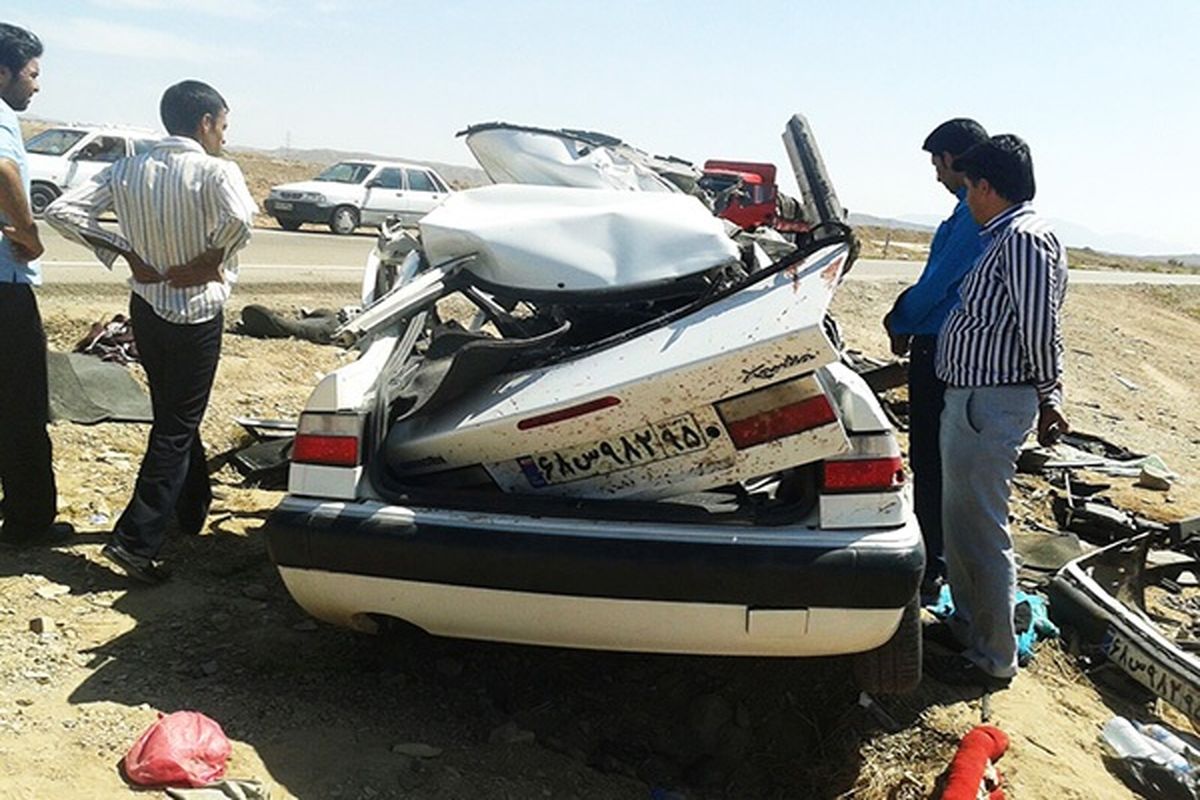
[39,226,374,284]
[36,227,1200,286]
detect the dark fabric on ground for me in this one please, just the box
[0,284,56,532]
[47,351,153,424]
[236,304,340,345]
[74,314,139,364]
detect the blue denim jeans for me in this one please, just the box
[940,385,1037,678]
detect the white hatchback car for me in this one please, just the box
[266,115,924,694]
[25,125,161,215]
[264,160,453,235]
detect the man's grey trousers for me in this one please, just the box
[940,385,1037,679]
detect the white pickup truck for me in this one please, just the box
[25,125,161,215]
[264,160,453,235]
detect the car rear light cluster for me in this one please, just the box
[821,455,905,493]
[817,433,907,530]
[292,413,363,467]
[716,375,838,450]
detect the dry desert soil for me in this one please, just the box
[2,273,1199,799]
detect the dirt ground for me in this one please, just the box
[2,275,1199,799]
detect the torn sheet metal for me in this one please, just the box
[418,184,741,294]
[460,122,699,193]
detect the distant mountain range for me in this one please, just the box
[847,212,1198,266]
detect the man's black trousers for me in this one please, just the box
[115,294,222,559]
[0,284,56,532]
[908,334,946,589]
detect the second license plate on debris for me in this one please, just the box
[516,414,708,488]
[1104,627,1200,718]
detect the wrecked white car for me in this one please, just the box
[265,115,924,693]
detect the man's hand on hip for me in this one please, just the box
[2,221,44,262]
[1037,405,1069,446]
[165,248,224,288]
[125,251,163,284]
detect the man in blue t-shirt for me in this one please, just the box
[0,22,69,547]
[883,118,989,601]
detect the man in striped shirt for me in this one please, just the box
[925,134,1068,690]
[46,80,256,584]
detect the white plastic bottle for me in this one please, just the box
[1140,723,1194,757]
[1137,723,1196,774]
[1103,717,1156,760]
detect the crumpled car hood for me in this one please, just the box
[459,122,703,195]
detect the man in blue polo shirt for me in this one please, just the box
[0,22,69,547]
[884,118,989,602]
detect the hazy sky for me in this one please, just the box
[8,0,1199,253]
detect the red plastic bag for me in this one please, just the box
[123,711,231,788]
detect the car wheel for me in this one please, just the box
[329,206,360,235]
[30,183,60,217]
[277,218,303,232]
[853,594,921,694]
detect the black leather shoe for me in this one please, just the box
[0,521,75,548]
[924,653,1012,691]
[101,543,171,585]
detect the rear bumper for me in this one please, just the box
[266,496,923,655]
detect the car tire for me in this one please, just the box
[853,594,922,694]
[277,218,303,232]
[329,206,359,235]
[30,183,60,217]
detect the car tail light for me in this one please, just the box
[821,456,905,493]
[292,413,362,467]
[716,375,838,450]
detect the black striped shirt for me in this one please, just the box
[936,203,1067,407]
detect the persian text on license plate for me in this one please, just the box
[1105,627,1200,718]
[274,201,294,210]
[517,414,709,487]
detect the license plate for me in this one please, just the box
[517,413,709,487]
[1105,627,1200,718]
[274,201,294,210]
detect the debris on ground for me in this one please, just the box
[123,711,232,788]
[939,724,1008,800]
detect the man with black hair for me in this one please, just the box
[924,134,1068,690]
[46,80,255,583]
[0,22,74,547]
[884,118,989,602]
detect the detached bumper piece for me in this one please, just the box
[1049,518,1200,721]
